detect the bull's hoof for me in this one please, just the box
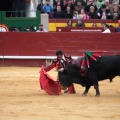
[82,93,87,96]
[95,94,100,97]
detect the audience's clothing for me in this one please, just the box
[43,5,54,13]
[86,4,98,13]
[97,1,104,9]
[97,9,112,19]
[37,3,43,12]
[102,29,111,33]
[75,22,85,27]
[64,11,73,18]
[112,0,119,4]
[75,5,85,12]
[111,11,120,20]
[88,12,98,19]
[53,10,64,18]
[79,14,90,19]
[115,26,120,32]
[64,3,75,11]
[36,29,48,32]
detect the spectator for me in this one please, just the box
[24,27,35,32]
[64,0,75,11]
[78,8,89,19]
[111,0,119,5]
[36,24,48,32]
[63,0,75,5]
[9,27,21,32]
[53,0,64,11]
[97,4,112,19]
[64,6,73,18]
[53,5,64,18]
[104,0,113,11]
[37,1,43,13]
[92,23,97,27]
[111,5,120,20]
[73,10,79,19]
[115,19,120,32]
[111,3,120,19]
[86,0,98,13]
[66,20,73,27]
[101,22,111,33]
[74,0,86,7]
[42,0,54,18]
[97,0,104,9]
[88,6,98,19]
[75,19,85,27]
[14,0,25,17]
[74,0,85,13]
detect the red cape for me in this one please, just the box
[39,66,61,95]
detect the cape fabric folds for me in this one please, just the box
[39,66,61,95]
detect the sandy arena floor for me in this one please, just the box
[0,67,120,120]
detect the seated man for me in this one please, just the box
[53,5,65,18]
[36,24,48,32]
[75,19,85,27]
[42,0,54,18]
[44,50,76,94]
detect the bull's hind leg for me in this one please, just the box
[88,70,100,96]
[82,85,91,96]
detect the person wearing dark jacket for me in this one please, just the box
[75,19,85,27]
[64,6,73,19]
[63,0,75,11]
[88,6,98,19]
[53,5,64,18]
[37,1,43,13]
[97,4,112,19]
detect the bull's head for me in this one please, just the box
[58,62,87,88]
[58,69,72,89]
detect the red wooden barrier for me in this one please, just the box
[0,32,120,66]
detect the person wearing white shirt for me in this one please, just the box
[36,24,48,32]
[101,22,111,33]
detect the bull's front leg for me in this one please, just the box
[82,85,91,96]
[94,83,100,96]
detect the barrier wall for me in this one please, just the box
[0,32,120,66]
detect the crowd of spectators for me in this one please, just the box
[37,0,120,20]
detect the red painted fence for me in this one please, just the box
[0,32,120,66]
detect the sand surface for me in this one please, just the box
[0,67,120,120]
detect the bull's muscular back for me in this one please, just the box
[87,55,120,81]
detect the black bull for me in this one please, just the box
[58,55,120,96]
